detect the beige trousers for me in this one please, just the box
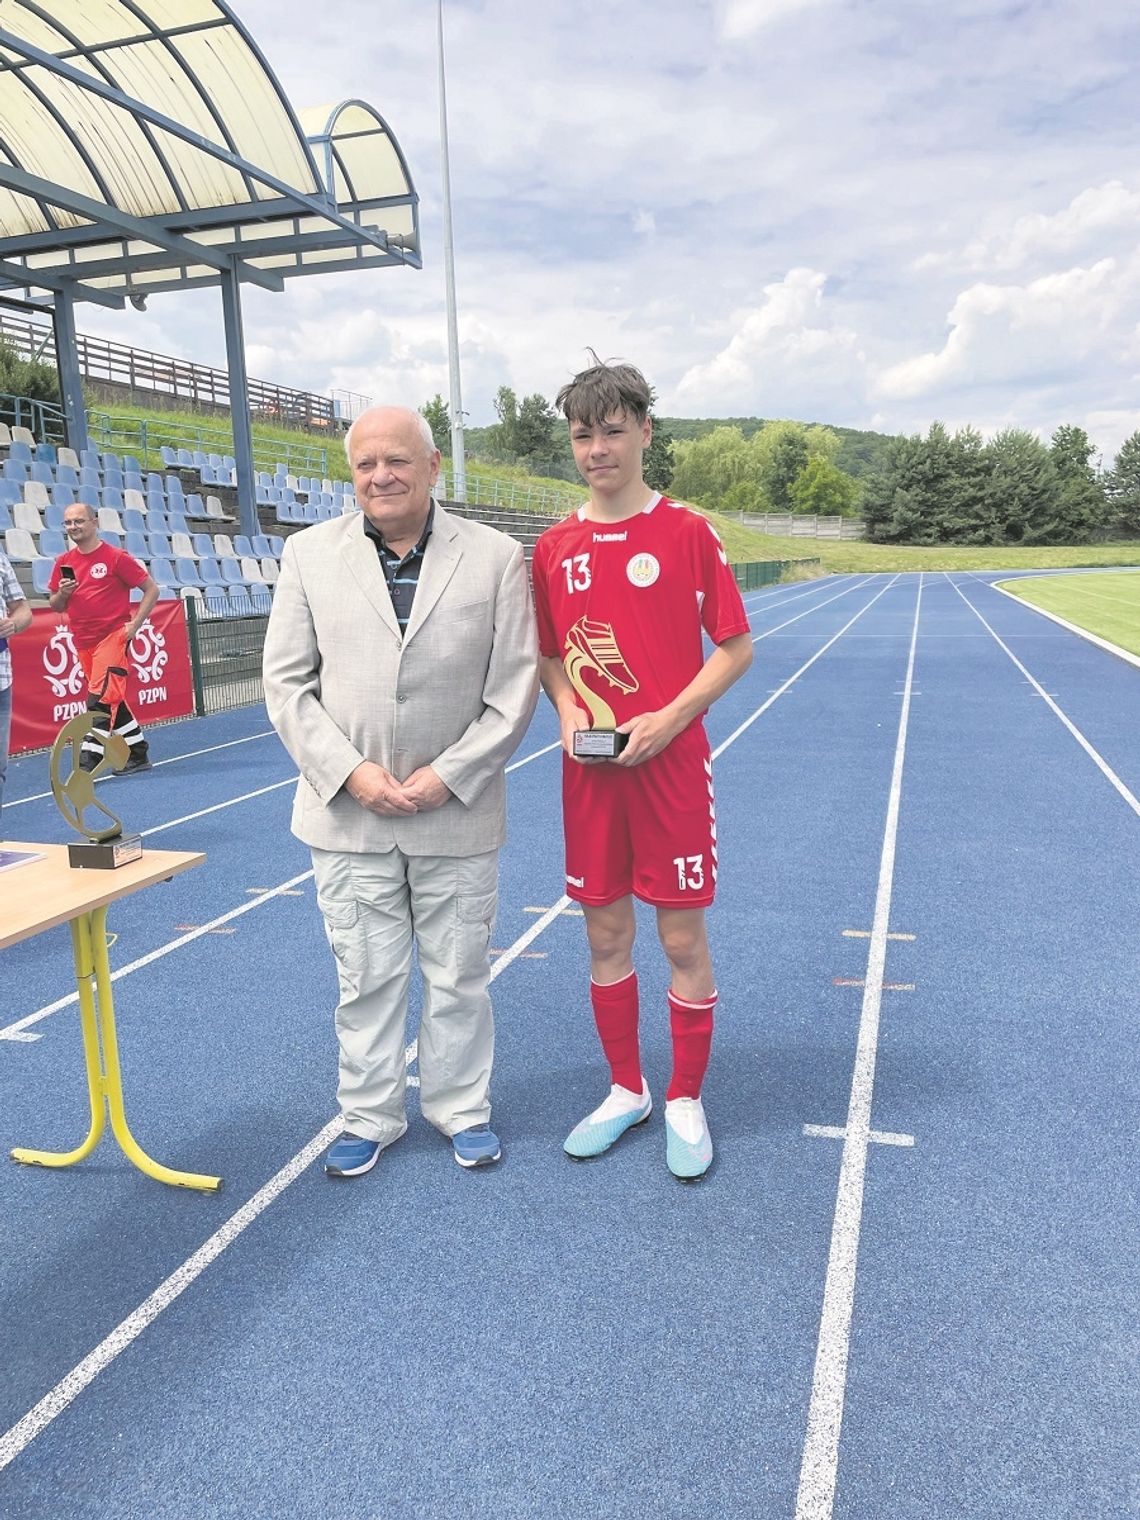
[310,846,499,1146]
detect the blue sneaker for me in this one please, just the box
[564,1082,652,1159]
[452,1124,501,1168]
[665,1097,713,1180]
[324,1132,383,1178]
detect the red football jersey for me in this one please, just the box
[48,542,148,649]
[532,494,750,730]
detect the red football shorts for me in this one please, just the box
[76,628,130,719]
[561,722,718,909]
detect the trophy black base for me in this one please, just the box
[573,729,629,759]
[68,834,144,870]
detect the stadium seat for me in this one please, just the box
[38,528,66,557]
[200,465,218,486]
[99,530,122,550]
[0,423,11,446]
[102,487,125,511]
[2,460,28,483]
[233,534,255,558]
[191,533,213,557]
[259,557,279,584]
[171,531,196,559]
[3,528,39,562]
[122,455,143,476]
[202,586,229,617]
[274,502,296,525]
[175,557,205,589]
[251,533,274,558]
[0,480,20,507]
[220,557,246,586]
[77,487,100,509]
[229,585,255,616]
[167,512,190,537]
[301,503,319,523]
[14,503,43,533]
[149,557,177,589]
[43,503,63,530]
[146,491,166,515]
[98,507,124,534]
[79,466,101,489]
[124,489,145,513]
[31,557,54,595]
[22,482,49,508]
[57,446,80,470]
[0,504,12,532]
[145,509,167,532]
[184,493,206,518]
[33,443,56,465]
[165,474,184,498]
[160,447,178,467]
[249,585,272,614]
[204,495,231,521]
[213,534,237,559]
[8,440,33,464]
[124,473,144,495]
[267,534,285,557]
[125,531,149,560]
[192,451,209,470]
[241,556,266,584]
[30,461,54,486]
[56,464,79,488]
[198,557,225,587]
[79,448,101,471]
[147,532,173,559]
[122,509,146,534]
[104,469,124,491]
[146,473,165,496]
[100,452,121,472]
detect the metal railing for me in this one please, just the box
[85,411,334,479]
[0,390,66,444]
[439,469,579,515]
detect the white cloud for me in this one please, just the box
[718,0,830,40]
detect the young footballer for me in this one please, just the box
[531,357,753,1179]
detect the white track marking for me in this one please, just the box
[948,577,1140,819]
[5,730,278,808]
[0,873,316,1041]
[794,575,923,1520]
[0,899,581,1475]
[750,578,878,646]
[713,577,900,760]
[803,1125,914,1148]
[986,581,1140,670]
[140,781,296,837]
[0,582,897,1468]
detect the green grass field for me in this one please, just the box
[993,570,1140,658]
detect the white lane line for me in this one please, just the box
[0,873,316,1041]
[0,737,564,1043]
[987,581,1140,671]
[0,577,884,1470]
[803,1125,915,1148]
[5,730,279,808]
[141,781,296,837]
[751,577,879,647]
[794,573,924,1520]
[948,577,1140,820]
[0,898,581,1476]
[713,576,901,760]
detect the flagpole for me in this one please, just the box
[437,0,466,500]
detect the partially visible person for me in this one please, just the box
[263,405,539,1178]
[48,503,159,773]
[531,356,754,1181]
[0,547,33,827]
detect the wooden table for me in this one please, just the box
[2,842,221,1191]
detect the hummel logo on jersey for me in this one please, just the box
[593,531,628,542]
[566,874,585,888]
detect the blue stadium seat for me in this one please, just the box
[104,468,124,491]
[33,442,56,465]
[147,532,173,559]
[192,451,209,470]
[3,459,29,482]
[99,530,122,550]
[145,472,164,496]
[56,464,79,488]
[77,486,99,508]
[160,447,178,467]
[165,474,184,498]
[145,509,167,532]
[31,557,54,595]
[122,455,143,476]
[50,483,73,507]
[124,471,144,493]
[149,557,177,589]
[220,557,246,586]
[38,528,66,557]
[0,504,12,532]
[100,452,122,472]
[102,486,124,511]
[122,508,146,534]
[228,585,255,616]
[267,534,284,558]
[175,557,205,589]
[8,441,33,465]
[176,449,194,468]
[233,534,255,558]
[0,480,20,507]
[184,493,206,518]
[79,448,101,471]
[251,534,274,558]
[43,503,64,530]
[249,584,272,614]
[167,511,190,537]
[125,530,149,559]
[198,557,225,587]
[78,466,101,489]
[188,532,211,557]
[30,461,54,485]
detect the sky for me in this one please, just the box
[74,0,1140,465]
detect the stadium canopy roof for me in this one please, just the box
[0,0,421,307]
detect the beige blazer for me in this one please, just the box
[263,503,539,856]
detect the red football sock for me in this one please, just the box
[666,989,717,1100]
[590,971,642,1094]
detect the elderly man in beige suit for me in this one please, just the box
[263,406,539,1177]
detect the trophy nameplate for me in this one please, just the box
[50,715,143,869]
[573,729,629,759]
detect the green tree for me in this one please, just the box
[984,429,1060,543]
[513,392,557,463]
[644,414,674,492]
[1106,431,1140,535]
[0,337,61,416]
[420,394,450,452]
[1049,424,1109,541]
[749,420,809,512]
[485,385,519,459]
[788,454,859,516]
[669,426,756,507]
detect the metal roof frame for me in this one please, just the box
[0,0,422,535]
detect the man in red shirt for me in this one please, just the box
[531,358,754,1179]
[48,502,159,773]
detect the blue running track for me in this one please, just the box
[1,571,1136,1519]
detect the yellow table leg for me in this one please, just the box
[10,908,222,1192]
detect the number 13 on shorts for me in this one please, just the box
[673,854,705,891]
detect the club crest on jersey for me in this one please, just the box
[626,552,660,588]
